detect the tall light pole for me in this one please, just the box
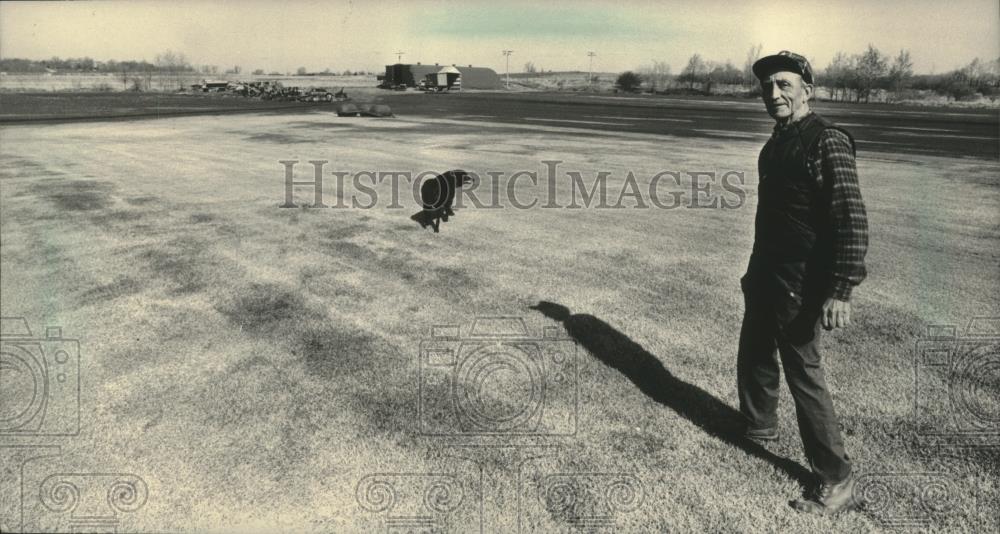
[395,51,405,63]
[587,51,596,87]
[502,50,513,89]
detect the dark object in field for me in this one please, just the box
[411,170,473,233]
[362,104,393,117]
[336,102,362,117]
[335,102,393,117]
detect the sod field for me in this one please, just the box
[1,93,997,532]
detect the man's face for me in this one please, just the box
[760,71,811,120]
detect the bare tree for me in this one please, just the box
[706,60,741,92]
[743,43,763,88]
[823,52,857,102]
[154,50,189,70]
[887,49,913,101]
[646,61,672,92]
[155,50,192,91]
[142,66,154,91]
[678,53,708,89]
[637,61,669,92]
[523,61,537,74]
[855,44,887,103]
[961,57,989,86]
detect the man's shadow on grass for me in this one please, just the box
[530,300,812,487]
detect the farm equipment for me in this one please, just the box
[187,79,353,106]
[422,67,462,92]
[301,88,335,102]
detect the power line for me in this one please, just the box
[587,51,596,87]
[502,50,514,89]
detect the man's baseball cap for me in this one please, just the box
[752,51,814,84]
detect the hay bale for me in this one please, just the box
[335,102,361,117]
[365,104,393,117]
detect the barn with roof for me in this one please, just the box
[380,63,500,89]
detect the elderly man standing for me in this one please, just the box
[738,51,869,515]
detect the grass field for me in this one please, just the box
[0,101,997,532]
[0,88,402,122]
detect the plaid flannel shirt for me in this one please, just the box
[812,127,869,301]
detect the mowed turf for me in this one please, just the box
[0,108,997,532]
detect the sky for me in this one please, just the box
[1,0,997,75]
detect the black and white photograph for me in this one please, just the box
[1,1,997,532]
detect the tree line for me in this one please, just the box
[0,55,375,79]
[823,45,998,102]
[0,53,195,74]
[623,44,999,102]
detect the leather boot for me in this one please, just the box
[792,473,858,515]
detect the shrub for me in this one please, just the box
[945,81,976,101]
[616,71,642,93]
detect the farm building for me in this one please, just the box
[381,63,500,89]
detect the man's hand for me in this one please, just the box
[822,298,851,330]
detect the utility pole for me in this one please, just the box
[587,51,596,87]
[502,50,514,89]
[395,51,405,63]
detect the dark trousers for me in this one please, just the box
[737,277,852,484]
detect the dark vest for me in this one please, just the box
[751,112,855,296]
